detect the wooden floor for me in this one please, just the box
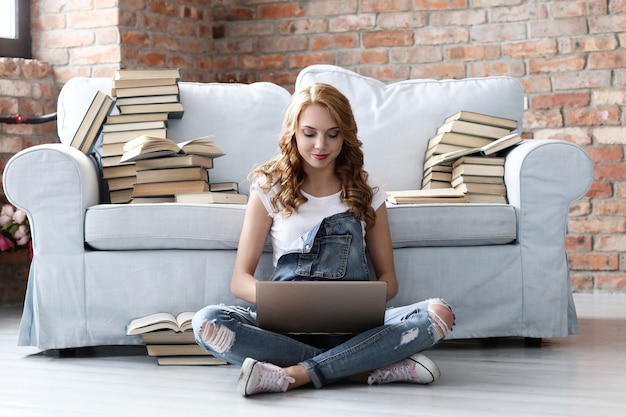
[1,293,625,417]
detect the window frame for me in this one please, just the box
[0,0,31,59]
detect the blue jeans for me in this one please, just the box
[193,212,453,388]
[193,300,451,388]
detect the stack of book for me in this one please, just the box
[126,312,227,366]
[119,134,248,204]
[422,110,518,190]
[451,156,507,203]
[102,68,184,204]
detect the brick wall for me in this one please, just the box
[1,0,625,302]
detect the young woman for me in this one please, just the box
[193,83,455,397]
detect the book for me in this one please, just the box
[118,102,184,119]
[175,191,249,204]
[106,176,137,191]
[120,135,224,163]
[114,68,181,80]
[130,196,176,204]
[114,84,179,98]
[111,77,179,92]
[140,330,197,345]
[386,189,467,204]
[479,132,523,156]
[451,175,504,187]
[146,344,209,357]
[136,166,209,184]
[454,182,507,195]
[102,120,167,133]
[69,90,115,154]
[156,356,228,366]
[105,112,169,124]
[102,163,137,179]
[209,181,239,192]
[126,311,195,335]
[134,154,215,170]
[463,194,508,204]
[444,110,518,130]
[427,132,495,151]
[109,188,133,204]
[115,95,180,107]
[453,156,505,167]
[452,163,505,178]
[437,120,512,139]
[103,128,168,145]
[132,180,209,197]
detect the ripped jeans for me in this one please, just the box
[193,299,452,388]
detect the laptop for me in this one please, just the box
[256,280,388,334]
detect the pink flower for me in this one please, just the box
[0,234,15,251]
[13,224,30,246]
[12,209,27,224]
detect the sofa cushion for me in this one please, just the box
[295,65,525,192]
[85,202,516,250]
[386,203,516,247]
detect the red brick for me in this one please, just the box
[121,30,150,47]
[361,0,412,13]
[258,3,305,19]
[584,146,625,163]
[569,200,592,216]
[363,30,414,48]
[411,62,466,79]
[307,1,357,16]
[593,164,626,181]
[431,9,485,26]
[569,273,594,292]
[596,274,626,291]
[596,234,626,252]
[531,92,590,110]
[593,126,626,145]
[337,49,389,66]
[523,109,563,129]
[558,35,618,53]
[589,51,626,69]
[589,15,626,34]
[310,33,359,51]
[378,12,429,29]
[568,253,618,271]
[360,65,411,82]
[240,54,285,70]
[287,52,335,69]
[414,0,467,9]
[529,17,588,38]
[502,39,557,59]
[565,107,621,126]
[491,4,548,22]
[278,19,328,35]
[529,55,586,74]
[390,46,442,64]
[565,234,593,251]
[329,15,376,32]
[549,1,587,17]
[150,0,178,17]
[415,28,468,45]
[531,127,591,145]
[446,45,500,61]
[518,76,552,94]
[137,51,167,67]
[259,36,307,53]
[593,198,626,214]
[467,60,525,78]
[568,217,626,234]
[471,24,526,43]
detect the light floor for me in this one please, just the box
[1,293,625,417]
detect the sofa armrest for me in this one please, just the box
[3,144,100,255]
[505,139,592,245]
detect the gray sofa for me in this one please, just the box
[3,65,593,351]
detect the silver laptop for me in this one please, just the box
[256,281,388,334]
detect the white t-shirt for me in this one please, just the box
[251,177,387,266]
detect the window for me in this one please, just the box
[0,0,31,59]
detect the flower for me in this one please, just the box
[1,203,31,253]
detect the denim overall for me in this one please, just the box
[270,212,370,282]
[193,212,453,388]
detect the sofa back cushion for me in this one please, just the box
[57,78,292,193]
[295,65,525,191]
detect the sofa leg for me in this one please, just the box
[524,337,543,348]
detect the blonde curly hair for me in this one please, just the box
[252,83,377,229]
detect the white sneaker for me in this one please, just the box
[367,353,441,385]
[236,358,295,396]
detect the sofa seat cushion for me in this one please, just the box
[85,202,517,251]
[386,203,517,248]
[85,203,250,250]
